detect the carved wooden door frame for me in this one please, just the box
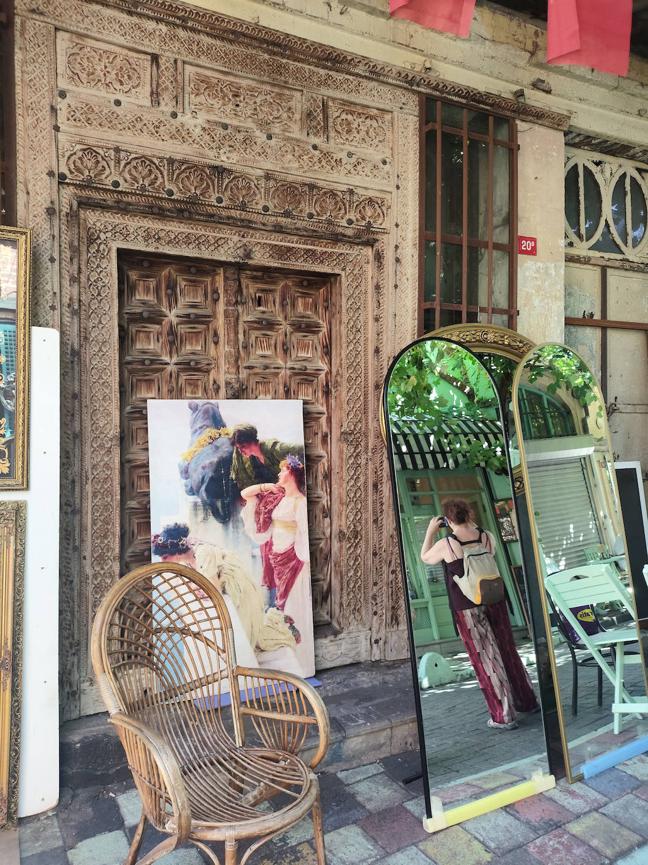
[65,197,385,716]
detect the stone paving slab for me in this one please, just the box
[359,804,428,854]
[525,827,605,865]
[564,812,641,859]
[460,808,538,854]
[600,792,648,838]
[419,825,493,865]
[18,751,648,865]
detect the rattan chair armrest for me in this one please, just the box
[110,713,192,840]
[235,666,330,769]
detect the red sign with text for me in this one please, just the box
[518,236,537,256]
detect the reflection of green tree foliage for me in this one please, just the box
[388,341,496,418]
[478,353,518,406]
[387,340,507,472]
[522,345,603,418]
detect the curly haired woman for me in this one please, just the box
[421,498,539,731]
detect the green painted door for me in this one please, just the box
[397,469,526,652]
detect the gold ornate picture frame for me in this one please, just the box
[0,227,30,490]
[0,501,25,829]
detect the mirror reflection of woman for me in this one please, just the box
[421,498,539,730]
[241,455,313,674]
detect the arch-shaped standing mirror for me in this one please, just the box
[384,336,552,829]
[513,343,648,780]
[431,325,566,774]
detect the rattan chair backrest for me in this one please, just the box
[92,562,245,751]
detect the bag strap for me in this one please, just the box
[451,528,493,554]
[450,529,482,546]
[480,530,494,553]
[446,536,461,561]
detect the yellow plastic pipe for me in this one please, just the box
[423,773,556,833]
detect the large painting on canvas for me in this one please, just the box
[147,399,315,679]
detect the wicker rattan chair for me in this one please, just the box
[91,562,329,865]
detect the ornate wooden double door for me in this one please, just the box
[118,253,333,626]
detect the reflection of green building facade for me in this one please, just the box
[0,323,17,378]
[518,388,576,440]
[397,467,526,652]
[0,296,17,438]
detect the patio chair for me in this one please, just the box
[547,593,640,716]
[545,564,644,734]
[91,562,329,865]
[547,593,604,716]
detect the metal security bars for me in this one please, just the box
[419,97,518,334]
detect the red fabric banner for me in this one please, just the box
[389,0,477,38]
[547,0,632,77]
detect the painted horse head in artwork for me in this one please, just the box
[179,400,240,524]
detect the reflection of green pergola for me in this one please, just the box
[391,415,504,471]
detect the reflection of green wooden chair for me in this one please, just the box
[545,564,643,734]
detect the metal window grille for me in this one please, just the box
[419,97,518,334]
[565,148,648,263]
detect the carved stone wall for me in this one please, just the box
[14,0,420,718]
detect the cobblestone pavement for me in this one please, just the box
[18,750,648,865]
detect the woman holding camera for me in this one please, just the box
[421,498,539,730]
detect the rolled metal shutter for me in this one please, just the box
[528,460,601,571]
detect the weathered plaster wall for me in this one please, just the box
[516,123,565,344]
[186,0,648,148]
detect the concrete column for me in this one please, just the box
[516,123,565,345]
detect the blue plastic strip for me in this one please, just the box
[581,735,648,779]
[194,676,321,710]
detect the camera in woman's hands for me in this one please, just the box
[437,516,449,528]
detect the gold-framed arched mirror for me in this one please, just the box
[513,342,648,782]
[382,331,556,830]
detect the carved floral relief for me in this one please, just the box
[329,99,393,152]
[59,143,389,229]
[57,33,151,101]
[188,68,301,133]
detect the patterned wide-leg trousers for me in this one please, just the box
[454,600,539,724]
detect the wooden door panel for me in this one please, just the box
[243,371,285,401]
[175,323,214,357]
[123,367,170,406]
[289,330,322,363]
[119,257,333,626]
[244,326,284,366]
[288,373,322,404]
[123,415,149,452]
[123,506,152,568]
[124,268,168,310]
[174,273,219,312]
[240,271,333,626]
[126,461,150,500]
[174,368,217,400]
[126,322,164,356]
[288,286,325,321]
[119,255,225,571]
[242,275,282,318]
